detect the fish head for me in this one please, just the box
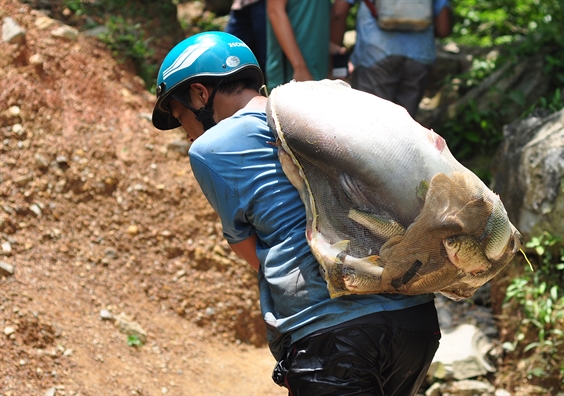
[443,235,491,275]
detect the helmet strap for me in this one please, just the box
[195,85,218,131]
[171,81,222,132]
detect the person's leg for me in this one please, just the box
[380,328,440,396]
[351,55,404,103]
[249,0,267,73]
[395,58,432,118]
[225,8,253,48]
[277,302,441,396]
[281,325,389,395]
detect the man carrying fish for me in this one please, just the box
[151,31,441,395]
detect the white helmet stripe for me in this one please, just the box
[162,42,215,80]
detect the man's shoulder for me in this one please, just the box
[190,111,271,155]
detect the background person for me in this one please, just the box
[266,0,332,91]
[225,0,267,74]
[331,0,452,118]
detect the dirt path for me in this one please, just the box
[1,242,285,395]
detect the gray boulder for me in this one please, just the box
[491,108,564,242]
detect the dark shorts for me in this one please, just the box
[351,55,432,118]
[272,300,440,396]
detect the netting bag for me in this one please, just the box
[266,79,522,301]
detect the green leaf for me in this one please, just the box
[550,285,558,300]
[127,334,143,347]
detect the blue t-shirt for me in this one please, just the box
[347,0,449,67]
[189,108,434,359]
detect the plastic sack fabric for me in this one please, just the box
[266,79,522,301]
[368,0,433,32]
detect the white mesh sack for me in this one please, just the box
[266,79,522,301]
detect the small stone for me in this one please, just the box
[29,53,44,65]
[441,379,495,395]
[114,313,147,344]
[127,225,139,235]
[425,382,442,396]
[44,387,56,396]
[100,309,113,320]
[8,106,20,116]
[83,25,109,37]
[104,248,118,260]
[35,16,54,30]
[0,261,14,276]
[4,326,15,336]
[51,25,79,41]
[14,173,34,185]
[2,241,12,253]
[35,153,50,169]
[56,155,69,166]
[133,183,146,191]
[2,17,26,45]
[30,204,42,217]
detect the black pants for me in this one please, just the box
[272,301,440,396]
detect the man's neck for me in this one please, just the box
[214,89,266,120]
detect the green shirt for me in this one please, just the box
[266,0,331,91]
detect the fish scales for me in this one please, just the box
[266,79,522,300]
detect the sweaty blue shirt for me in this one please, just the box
[347,0,449,67]
[189,108,434,359]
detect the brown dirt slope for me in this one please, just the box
[0,1,284,394]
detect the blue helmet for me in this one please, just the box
[152,31,264,130]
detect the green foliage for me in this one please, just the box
[194,12,223,33]
[346,2,359,32]
[441,99,501,160]
[438,0,564,177]
[99,16,156,87]
[524,88,564,117]
[64,0,129,19]
[451,0,563,48]
[127,334,144,347]
[504,232,564,386]
[62,0,178,90]
[64,0,87,16]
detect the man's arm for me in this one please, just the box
[434,6,452,38]
[330,0,352,50]
[267,0,313,82]
[230,234,260,272]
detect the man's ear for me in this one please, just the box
[189,83,211,107]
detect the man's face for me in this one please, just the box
[169,99,205,142]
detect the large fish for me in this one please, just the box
[266,79,522,301]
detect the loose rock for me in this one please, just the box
[2,16,25,44]
[51,25,78,41]
[4,326,15,336]
[0,261,14,276]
